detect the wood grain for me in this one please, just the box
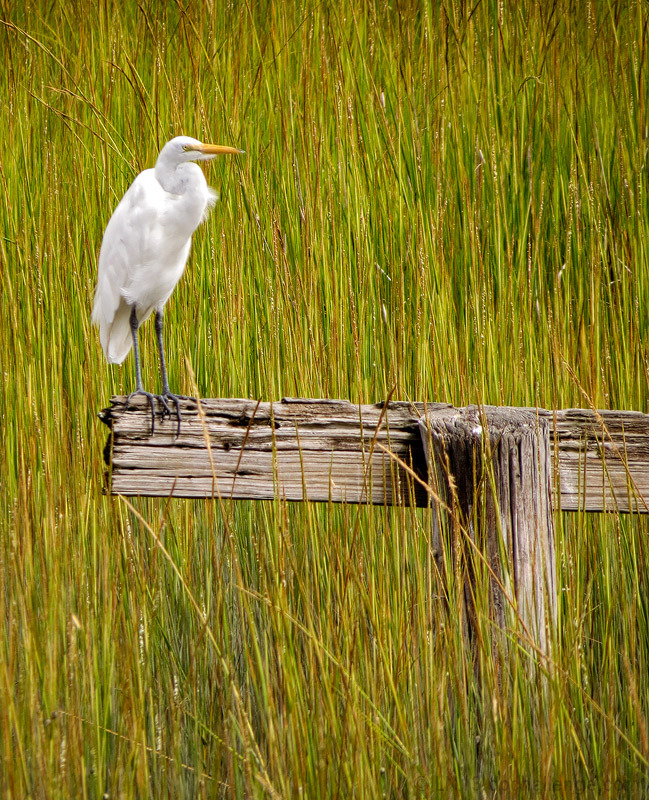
[100,397,649,512]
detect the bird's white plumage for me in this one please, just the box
[92,136,219,363]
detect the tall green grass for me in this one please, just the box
[1,0,649,796]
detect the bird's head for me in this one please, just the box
[159,136,244,165]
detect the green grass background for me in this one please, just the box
[2,0,649,796]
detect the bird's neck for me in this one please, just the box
[155,159,195,195]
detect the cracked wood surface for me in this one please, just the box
[100,397,649,512]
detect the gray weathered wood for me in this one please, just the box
[419,407,556,654]
[101,397,431,505]
[100,397,649,513]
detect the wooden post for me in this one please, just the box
[419,406,556,656]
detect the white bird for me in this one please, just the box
[92,135,243,432]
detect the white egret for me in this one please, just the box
[92,135,243,433]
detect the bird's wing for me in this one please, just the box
[91,169,163,362]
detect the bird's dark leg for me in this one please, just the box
[125,305,171,434]
[155,309,195,437]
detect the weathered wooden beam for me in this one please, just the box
[101,397,430,505]
[100,397,649,513]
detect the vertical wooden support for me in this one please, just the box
[419,407,556,657]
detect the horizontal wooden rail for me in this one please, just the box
[100,397,649,513]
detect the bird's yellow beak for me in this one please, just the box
[198,143,244,156]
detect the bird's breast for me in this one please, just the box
[112,165,214,313]
[164,191,208,235]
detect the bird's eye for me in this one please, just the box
[182,145,190,151]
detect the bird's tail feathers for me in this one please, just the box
[100,303,134,365]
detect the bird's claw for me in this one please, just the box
[161,392,197,437]
[125,389,160,435]
[126,390,193,436]
[166,393,197,402]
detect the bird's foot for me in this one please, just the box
[125,389,174,435]
[161,392,197,437]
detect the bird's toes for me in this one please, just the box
[161,392,185,436]
[157,395,174,419]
